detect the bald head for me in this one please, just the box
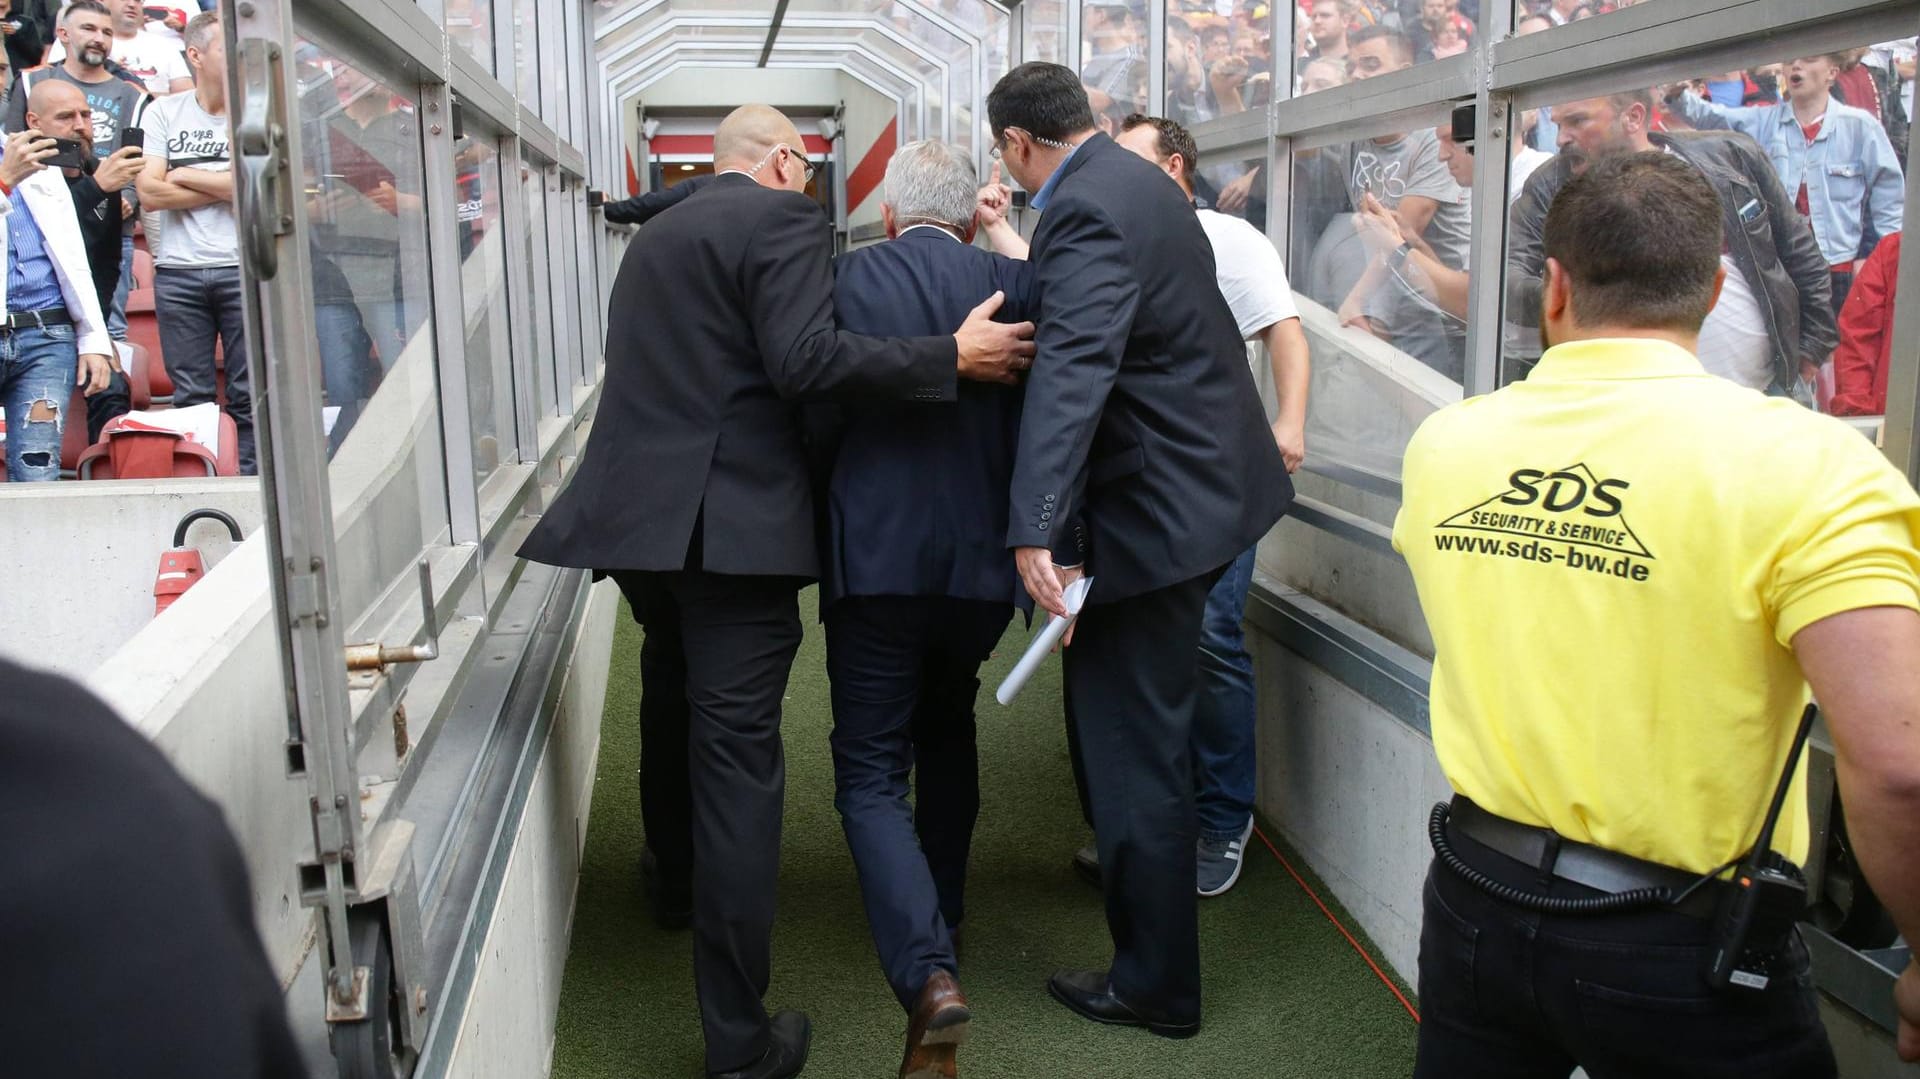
[27,79,93,147]
[714,104,809,188]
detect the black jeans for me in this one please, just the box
[1414,828,1837,1079]
[154,265,252,474]
[823,595,1010,1010]
[609,567,805,1075]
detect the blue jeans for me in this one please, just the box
[153,265,252,474]
[0,324,79,482]
[1192,544,1257,841]
[109,234,133,341]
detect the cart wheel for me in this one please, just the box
[329,908,412,1078]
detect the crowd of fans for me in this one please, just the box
[1281,0,1917,413]
[0,0,421,483]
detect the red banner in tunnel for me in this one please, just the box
[845,117,899,214]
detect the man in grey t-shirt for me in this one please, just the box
[1326,27,1472,379]
[135,13,252,473]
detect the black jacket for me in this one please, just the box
[1507,131,1837,391]
[0,658,307,1078]
[819,226,1037,610]
[601,172,715,226]
[66,160,122,314]
[1010,133,1292,602]
[1,12,45,84]
[518,172,959,578]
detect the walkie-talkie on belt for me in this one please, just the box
[1705,703,1818,992]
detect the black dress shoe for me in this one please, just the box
[638,845,692,930]
[710,1010,811,1079]
[1046,969,1198,1039]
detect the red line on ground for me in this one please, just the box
[1253,823,1423,1024]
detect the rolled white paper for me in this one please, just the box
[995,576,1094,705]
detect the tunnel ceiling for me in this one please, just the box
[594,0,1014,149]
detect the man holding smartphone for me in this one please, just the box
[28,79,143,441]
[8,1,152,344]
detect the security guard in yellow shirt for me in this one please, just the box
[1394,152,1920,1077]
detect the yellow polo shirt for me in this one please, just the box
[1393,338,1920,874]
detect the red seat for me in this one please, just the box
[126,242,170,403]
[76,411,240,479]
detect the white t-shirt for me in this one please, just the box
[1694,253,1775,392]
[51,29,191,95]
[1510,147,1553,203]
[1197,207,1299,346]
[144,90,237,268]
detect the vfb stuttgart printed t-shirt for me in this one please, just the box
[144,91,237,268]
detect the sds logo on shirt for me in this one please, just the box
[1431,463,1655,582]
[1498,469,1630,518]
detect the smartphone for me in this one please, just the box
[119,126,146,154]
[45,137,89,170]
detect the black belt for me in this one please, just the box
[0,307,71,331]
[1448,796,1727,918]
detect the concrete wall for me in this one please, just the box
[1251,618,1448,978]
[0,480,261,680]
[442,578,618,1078]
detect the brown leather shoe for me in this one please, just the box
[899,970,970,1079]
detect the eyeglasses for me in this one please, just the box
[990,127,1074,160]
[748,142,816,184]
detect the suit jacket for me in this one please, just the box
[820,225,1038,610]
[602,172,715,227]
[519,172,959,578]
[1010,133,1291,602]
[0,165,112,357]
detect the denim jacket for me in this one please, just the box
[1673,92,1904,266]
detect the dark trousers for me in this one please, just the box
[154,265,253,474]
[1414,827,1837,1079]
[610,568,805,1075]
[823,595,1011,1011]
[85,370,132,444]
[1063,571,1216,1022]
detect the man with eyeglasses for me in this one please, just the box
[984,61,1291,1038]
[519,104,1033,1079]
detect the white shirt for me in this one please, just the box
[1196,207,1298,348]
[1510,147,1553,202]
[50,29,191,95]
[1694,253,1775,392]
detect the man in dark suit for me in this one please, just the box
[517,104,1034,1079]
[819,138,1037,1079]
[985,62,1292,1036]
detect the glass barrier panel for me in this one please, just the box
[1291,0,1477,99]
[516,0,540,112]
[523,161,557,403]
[457,134,517,481]
[295,36,450,615]
[1082,0,1151,133]
[1166,0,1274,126]
[1289,116,1466,483]
[1501,41,1912,421]
[447,0,496,73]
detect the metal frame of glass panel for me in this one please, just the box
[230,0,611,1071]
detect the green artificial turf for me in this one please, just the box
[551,589,1420,1078]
